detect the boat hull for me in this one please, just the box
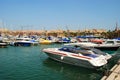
[14,42,32,46]
[39,42,52,44]
[94,46,119,51]
[45,52,101,69]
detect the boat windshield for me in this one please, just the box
[59,46,98,58]
[91,48,107,55]
[59,46,77,53]
[59,46,91,53]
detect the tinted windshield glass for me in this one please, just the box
[117,41,120,43]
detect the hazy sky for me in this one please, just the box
[0,0,120,30]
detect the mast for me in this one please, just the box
[115,22,119,31]
[65,25,70,37]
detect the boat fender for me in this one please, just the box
[61,56,64,60]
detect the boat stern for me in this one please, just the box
[90,55,108,67]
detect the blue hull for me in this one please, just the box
[14,42,31,46]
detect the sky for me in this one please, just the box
[0,0,120,30]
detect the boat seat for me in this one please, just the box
[76,50,97,58]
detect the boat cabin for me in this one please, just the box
[104,39,120,45]
[59,46,99,58]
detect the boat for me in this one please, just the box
[64,42,98,47]
[0,41,8,48]
[10,37,39,46]
[65,39,120,51]
[55,37,71,43]
[0,36,8,48]
[39,38,52,44]
[94,39,120,51]
[43,45,111,69]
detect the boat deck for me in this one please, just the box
[101,60,120,80]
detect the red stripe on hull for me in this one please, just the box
[43,50,67,56]
[71,54,91,60]
[43,49,91,60]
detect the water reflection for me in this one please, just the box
[43,58,102,80]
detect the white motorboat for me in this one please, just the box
[0,36,8,48]
[94,39,120,51]
[64,42,97,47]
[10,37,39,46]
[64,39,120,51]
[0,41,8,48]
[43,45,111,69]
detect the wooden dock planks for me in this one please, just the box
[101,61,120,80]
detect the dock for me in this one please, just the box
[101,60,120,80]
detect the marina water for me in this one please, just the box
[0,44,116,80]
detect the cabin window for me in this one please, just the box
[25,39,30,41]
[106,41,114,44]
